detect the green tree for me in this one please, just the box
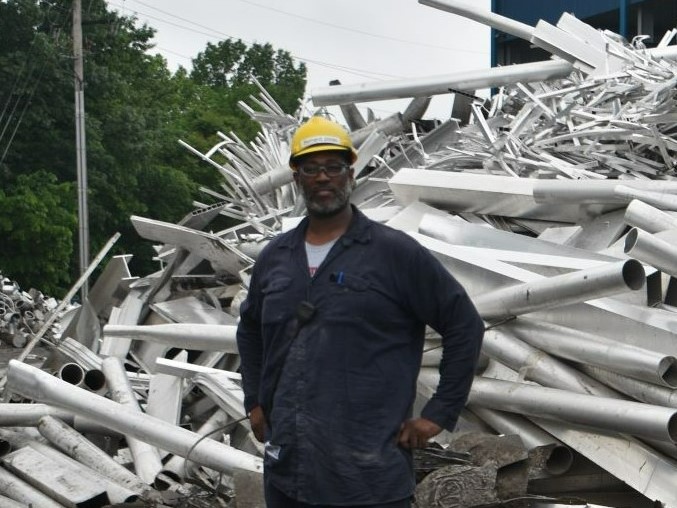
[0,171,76,295]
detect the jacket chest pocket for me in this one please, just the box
[261,277,294,325]
[325,272,374,317]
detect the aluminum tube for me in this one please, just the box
[579,365,677,409]
[473,260,645,320]
[6,360,263,475]
[467,406,573,476]
[505,319,677,389]
[533,179,677,204]
[83,369,106,393]
[469,377,677,443]
[311,59,572,106]
[339,103,367,130]
[482,328,619,397]
[56,363,85,386]
[37,416,149,496]
[0,494,28,508]
[350,114,405,147]
[614,185,677,211]
[402,96,431,123]
[157,409,231,488]
[250,167,293,196]
[0,466,65,508]
[101,357,163,484]
[625,228,677,279]
[419,0,534,40]
[624,199,677,233]
[0,440,11,458]
[103,323,238,352]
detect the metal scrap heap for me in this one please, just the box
[2,1,677,507]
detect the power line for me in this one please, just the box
[108,1,405,81]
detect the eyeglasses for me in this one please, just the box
[297,162,349,177]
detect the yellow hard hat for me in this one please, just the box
[289,116,357,169]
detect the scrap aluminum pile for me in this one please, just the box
[0,274,58,350]
[3,1,677,507]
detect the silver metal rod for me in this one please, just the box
[533,179,677,205]
[101,357,163,484]
[13,232,120,364]
[83,369,106,393]
[6,360,263,475]
[504,319,677,389]
[482,328,619,397]
[419,0,534,40]
[614,185,677,211]
[37,416,149,496]
[473,260,645,320]
[467,405,573,476]
[103,323,238,353]
[624,199,677,233]
[625,228,677,279]
[311,60,572,106]
[0,404,116,435]
[469,377,677,443]
[0,466,64,508]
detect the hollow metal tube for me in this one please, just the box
[467,405,573,476]
[505,319,677,389]
[624,199,677,233]
[624,228,677,279]
[473,260,645,320]
[419,0,535,40]
[55,363,85,387]
[482,328,619,397]
[469,377,677,443]
[83,369,106,393]
[0,466,64,508]
[101,357,163,484]
[37,416,149,496]
[6,360,263,475]
[311,59,573,106]
[533,179,677,204]
[103,323,238,352]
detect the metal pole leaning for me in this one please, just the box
[14,232,121,364]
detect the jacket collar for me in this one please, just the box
[276,205,372,250]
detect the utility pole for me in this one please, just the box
[73,0,89,301]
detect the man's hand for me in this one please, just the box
[248,406,266,443]
[398,417,442,449]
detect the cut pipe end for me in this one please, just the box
[624,228,639,254]
[622,258,645,290]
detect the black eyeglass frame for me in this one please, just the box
[296,162,350,177]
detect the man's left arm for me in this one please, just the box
[400,245,484,446]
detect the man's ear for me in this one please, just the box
[292,170,299,184]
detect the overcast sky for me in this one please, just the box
[106,0,492,121]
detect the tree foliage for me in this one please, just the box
[0,0,307,296]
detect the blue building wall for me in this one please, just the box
[493,0,644,27]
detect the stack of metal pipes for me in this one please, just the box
[4,1,677,507]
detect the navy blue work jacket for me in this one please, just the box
[236,207,483,505]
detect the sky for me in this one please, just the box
[105,0,492,121]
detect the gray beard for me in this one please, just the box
[303,179,353,218]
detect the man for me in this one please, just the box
[236,116,484,507]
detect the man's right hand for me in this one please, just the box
[248,406,266,442]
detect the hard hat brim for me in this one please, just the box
[289,144,358,169]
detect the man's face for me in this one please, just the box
[293,151,354,218]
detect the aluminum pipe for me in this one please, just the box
[614,185,677,211]
[579,365,677,409]
[6,360,263,475]
[625,228,677,279]
[83,369,106,394]
[102,323,238,352]
[473,260,645,320]
[469,377,677,443]
[505,319,677,389]
[533,179,677,204]
[419,0,534,40]
[482,328,619,397]
[56,363,85,387]
[311,59,572,106]
[37,416,149,496]
[0,466,64,508]
[624,199,677,233]
[350,114,405,147]
[467,406,573,476]
[101,357,163,484]
[0,494,28,508]
[0,404,118,435]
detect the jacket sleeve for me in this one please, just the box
[404,242,484,431]
[236,261,265,415]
